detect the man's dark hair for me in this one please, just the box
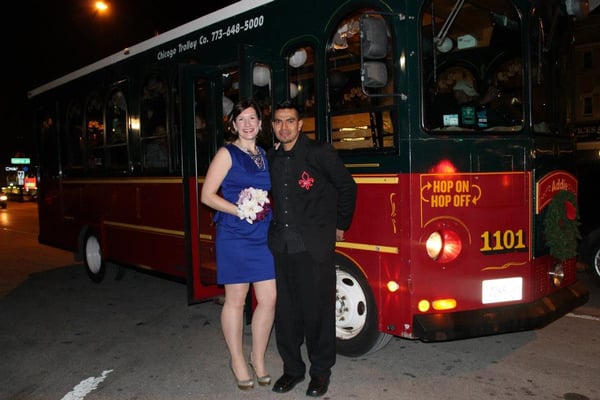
[274,99,300,115]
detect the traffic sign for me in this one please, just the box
[11,157,30,164]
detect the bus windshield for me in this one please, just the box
[421,0,575,135]
[422,0,523,132]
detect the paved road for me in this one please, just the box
[1,201,599,400]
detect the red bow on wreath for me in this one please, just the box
[565,200,576,221]
[543,190,581,261]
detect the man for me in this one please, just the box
[268,100,357,397]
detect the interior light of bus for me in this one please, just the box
[339,126,369,131]
[288,48,308,68]
[417,299,430,312]
[425,229,462,263]
[130,117,140,131]
[565,0,590,19]
[386,281,400,293]
[432,298,457,311]
[253,65,270,87]
[290,82,299,99]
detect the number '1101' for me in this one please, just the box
[480,229,527,253]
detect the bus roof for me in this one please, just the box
[27,0,275,99]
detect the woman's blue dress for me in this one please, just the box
[213,144,275,284]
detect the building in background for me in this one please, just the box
[574,9,600,138]
[573,4,600,282]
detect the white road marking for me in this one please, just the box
[567,312,600,321]
[59,369,113,400]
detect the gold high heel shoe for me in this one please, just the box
[249,353,272,386]
[230,361,254,390]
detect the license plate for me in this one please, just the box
[481,277,523,304]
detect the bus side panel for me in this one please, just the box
[38,185,80,254]
[401,171,587,340]
[36,107,79,253]
[341,174,413,337]
[60,179,189,277]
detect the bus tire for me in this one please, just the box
[83,232,105,283]
[590,243,600,283]
[580,228,600,283]
[335,256,392,357]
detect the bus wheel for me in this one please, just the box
[591,245,600,282]
[83,232,105,283]
[335,257,392,357]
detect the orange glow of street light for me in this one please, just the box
[95,1,108,13]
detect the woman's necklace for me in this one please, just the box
[237,142,265,170]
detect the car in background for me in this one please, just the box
[0,192,7,209]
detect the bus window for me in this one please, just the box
[490,57,523,127]
[422,0,523,133]
[327,10,395,150]
[222,67,239,110]
[39,112,58,180]
[194,77,211,175]
[530,4,573,135]
[141,76,169,171]
[65,100,84,173]
[287,46,316,140]
[328,13,365,113]
[85,93,104,169]
[251,62,273,149]
[143,130,169,170]
[107,89,127,144]
[141,76,167,138]
[105,87,129,172]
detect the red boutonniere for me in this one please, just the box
[298,171,315,190]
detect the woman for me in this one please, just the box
[200,98,276,390]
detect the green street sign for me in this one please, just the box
[11,158,30,164]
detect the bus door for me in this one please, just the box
[35,105,64,248]
[180,65,225,303]
[239,44,285,141]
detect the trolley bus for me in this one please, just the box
[28,0,590,356]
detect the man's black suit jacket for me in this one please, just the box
[267,134,357,262]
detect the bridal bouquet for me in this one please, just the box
[236,187,271,224]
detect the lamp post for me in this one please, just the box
[95,1,108,14]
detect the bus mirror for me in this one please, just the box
[361,16,388,59]
[362,61,387,88]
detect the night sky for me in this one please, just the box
[1,0,237,163]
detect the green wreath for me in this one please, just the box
[543,190,581,261]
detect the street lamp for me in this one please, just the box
[95,1,108,14]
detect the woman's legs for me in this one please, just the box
[222,283,252,381]
[250,278,277,377]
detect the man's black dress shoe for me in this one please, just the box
[306,376,330,397]
[272,373,305,393]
